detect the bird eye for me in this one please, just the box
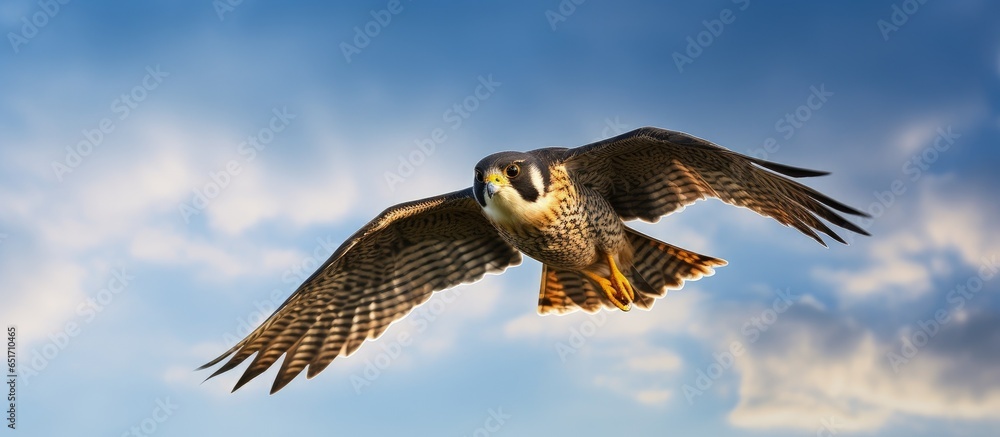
[505,164,520,178]
[475,169,483,182]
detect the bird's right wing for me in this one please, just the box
[563,127,870,246]
[199,188,521,393]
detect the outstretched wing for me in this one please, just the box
[199,188,521,394]
[563,127,869,245]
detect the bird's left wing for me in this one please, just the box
[199,188,521,393]
[562,127,869,245]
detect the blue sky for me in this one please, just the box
[2,1,999,435]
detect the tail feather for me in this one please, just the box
[624,227,726,311]
[536,227,726,315]
[538,265,605,315]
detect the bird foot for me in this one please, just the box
[610,262,635,304]
[583,255,635,312]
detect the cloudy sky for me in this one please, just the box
[2,1,999,435]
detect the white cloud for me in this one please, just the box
[16,131,200,252]
[128,226,301,279]
[814,176,1000,298]
[634,389,673,405]
[727,306,1000,432]
[626,351,682,372]
[729,330,892,431]
[0,260,87,346]
[204,154,359,235]
[593,374,674,406]
[0,113,368,361]
[813,232,932,296]
[504,291,704,406]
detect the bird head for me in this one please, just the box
[473,151,550,221]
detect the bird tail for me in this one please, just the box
[536,227,726,315]
[622,227,726,310]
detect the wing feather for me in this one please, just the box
[563,127,869,245]
[199,188,521,393]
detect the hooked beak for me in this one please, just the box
[484,172,506,199]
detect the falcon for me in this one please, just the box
[199,127,869,393]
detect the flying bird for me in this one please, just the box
[199,127,869,393]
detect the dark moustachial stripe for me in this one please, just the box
[510,157,554,203]
[511,174,540,202]
[473,177,487,207]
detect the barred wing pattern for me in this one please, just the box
[563,127,870,245]
[199,188,521,393]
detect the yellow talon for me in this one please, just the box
[582,253,635,312]
[608,253,636,303]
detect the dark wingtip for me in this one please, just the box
[802,227,827,247]
[833,201,870,218]
[196,342,243,372]
[231,377,251,393]
[751,159,830,178]
[197,365,229,387]
[207,365,233,382]
[270,378,292,395]
[195,360,217,372]
[752,158,871,220]
[808,215,849,246]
